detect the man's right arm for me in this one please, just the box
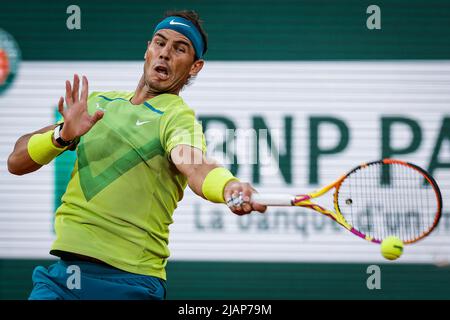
[7,124,61,175]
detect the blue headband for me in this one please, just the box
[153,16,205,59]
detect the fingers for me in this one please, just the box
[239,184,254,206]
[65,74,87,106]
[80,75,89,102]
[241,201,252,212]
[225,182,264,216]
[65,80,73,106]
[241,188,252,212]
[90,110,104,124]
[229,191,245,215]
[57,97,65,117]
[252,202,267,213]
[224,181,244,215]
[72,74,80,103]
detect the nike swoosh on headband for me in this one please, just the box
[169,19,190,28]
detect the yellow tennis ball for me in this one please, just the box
[381,236,404,260]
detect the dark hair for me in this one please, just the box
[164,10,208,59]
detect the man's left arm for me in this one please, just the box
[170,144,266,215]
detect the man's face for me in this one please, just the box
[143,29,204,94]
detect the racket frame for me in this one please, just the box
[253,159,442,245]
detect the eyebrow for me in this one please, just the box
[154,32,191,48]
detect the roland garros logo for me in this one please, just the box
[0,29,21,96]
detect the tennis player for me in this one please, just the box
[7,10,266,300]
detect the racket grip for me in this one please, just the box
[251,193,294,206]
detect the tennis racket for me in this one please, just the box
[252,159,442,244]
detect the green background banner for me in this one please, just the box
[1,0,450,60]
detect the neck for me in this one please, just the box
[130,75,179,105]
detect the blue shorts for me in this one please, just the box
[28,259,166,300]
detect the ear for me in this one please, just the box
[189,59,204,77]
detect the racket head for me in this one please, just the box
[334,159,442,245]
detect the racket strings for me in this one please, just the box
[337,162,439,243]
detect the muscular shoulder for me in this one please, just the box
[161,96,198,121]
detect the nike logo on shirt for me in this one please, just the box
[136,120,151,126]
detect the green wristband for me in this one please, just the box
[202,167,239,203]
[27,130,67,165]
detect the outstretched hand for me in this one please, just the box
[57,74,104,141]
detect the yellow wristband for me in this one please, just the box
[27,130,67,165]
[202,167,239,203]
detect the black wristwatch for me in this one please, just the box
[53,123,75,147]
